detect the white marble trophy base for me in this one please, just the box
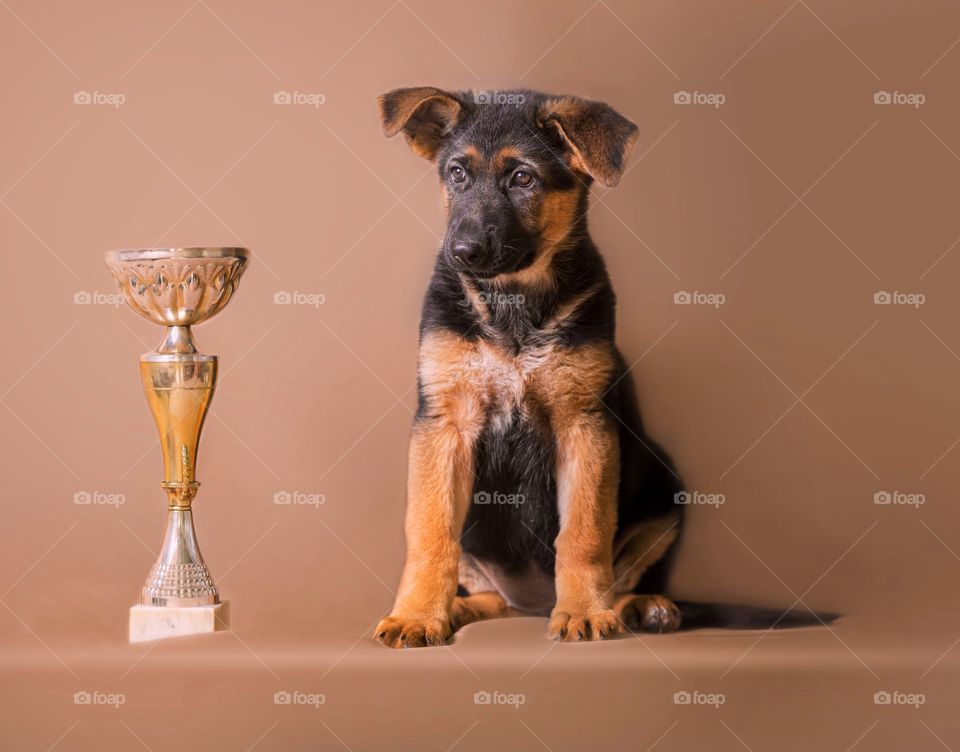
[129,601,230,643]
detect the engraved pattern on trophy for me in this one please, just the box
[106,252,246,323]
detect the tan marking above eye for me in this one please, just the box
[453,145,533,175]
[494,145,523,172]
[461,145,480,169]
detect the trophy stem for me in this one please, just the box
[158,324,200,355]
[139,331,220,608]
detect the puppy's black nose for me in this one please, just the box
[451,239,489,267]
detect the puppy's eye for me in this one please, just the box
[449,165,467,183]
[511,170,534,188]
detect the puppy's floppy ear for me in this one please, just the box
[539,96,638,187]
[377,87,465,161]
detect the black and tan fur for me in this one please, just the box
[373,87,828,648]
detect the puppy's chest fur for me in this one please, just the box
[465,336,554,430]
[420,325,612,434]
[419,322,616,609]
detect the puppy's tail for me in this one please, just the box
[673,600,840,631]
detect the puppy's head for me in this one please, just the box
[378,87,637,280]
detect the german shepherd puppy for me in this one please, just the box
[373,87,821,648]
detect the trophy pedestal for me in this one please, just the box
[129,601,230,643]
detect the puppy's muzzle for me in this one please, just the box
[450,227,497,269]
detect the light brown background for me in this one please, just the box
[2,0,960,750]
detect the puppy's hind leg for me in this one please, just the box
[611,513,682,634]
[452,593,516,630]
[451,554,516,630]
[614,593,682,634]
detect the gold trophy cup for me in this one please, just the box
[105,247,249,642]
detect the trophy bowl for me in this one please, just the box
[105,247,248,355]
[104,246,248,326]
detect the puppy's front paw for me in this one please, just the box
[373,615,451,648]
[547,608,619,642]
